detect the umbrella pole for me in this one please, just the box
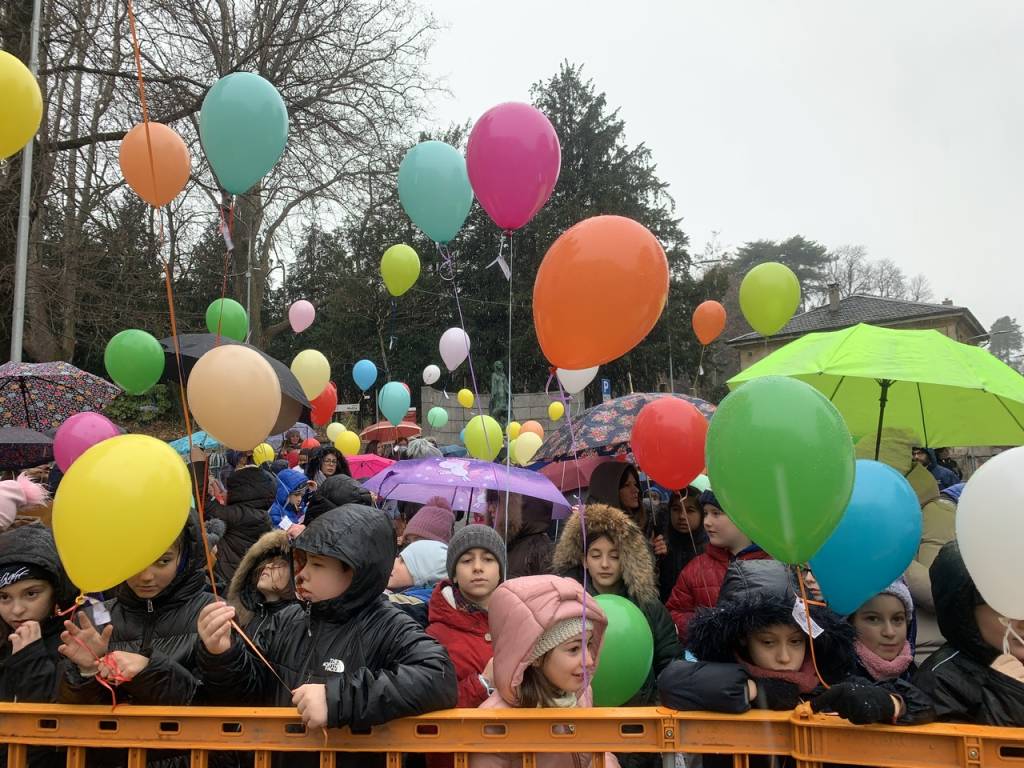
[874,380,893,461]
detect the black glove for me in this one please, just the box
[751,678,802,710]
[811,677,897,724]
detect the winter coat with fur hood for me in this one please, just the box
[226,529,295,649]
[586,462,653,540]
[552,504,680,705]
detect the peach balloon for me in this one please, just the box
[119,122,191,207]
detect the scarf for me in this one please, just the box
[444,584,487,614]
[738,654,821,694]
[855,639,913,681]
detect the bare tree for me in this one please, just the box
[871,258,907,299]
[820,244,874,300]
[906,273,933,302]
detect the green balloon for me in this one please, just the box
[205,298,248,342]
[706,375,855,564]
[739,262,801,337]
[427,406,448,428]
[104,329,165,395]
[591,594,653,707]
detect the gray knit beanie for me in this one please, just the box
[529,617,594,663]
[446,524,507,582]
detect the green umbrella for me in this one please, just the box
[728,323,1024,456]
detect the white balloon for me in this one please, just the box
[423,364,441,386]
[439,328,471,372]
[556,366,599,394]
[956,446,1024,619]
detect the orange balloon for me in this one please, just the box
[692,300,727,345]
[119,122,191,207]
[534,216,668,368]
[521,420,544,440]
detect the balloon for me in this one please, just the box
[557,367,599,395]
[52,435,191,592]
[591,594,654,707]
[457,389,475,409]
[692,300,727,346]
[466,102,560,231]
[548,401,565,422]
[534,216,668,369]
[514,432,542,466]
[352,359,378,392]
[119,122,191,207]
[381,244,421,297]
[289,300,315,333]
[199,72,288,195]
[0,50,42,160]
[440,327,471,372]
[423,364,441,386]
[956,446,1024,618]
[464,415,503,461]
[427,406,449,428]
[459,428,466,444]
[326,422,346,442]
[205,298,248,342]
[631,398,707,490]
[301,438,321,451]
[520,420,544,440]
[379,382,411,426]
[187,345,281,450]
[253,442,275,465]
[397,140,473,243]
[739,262,801,337]
[507,438,519,465]
[506,421,522,440]
[335,431,360,457]
[310,382,338,427]
[291,349,331,400]
[104,329,165,395]
[809,460,922,615]
[53,412,120,473]
[706,376,855,564]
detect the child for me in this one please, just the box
[658,481,709,602]
[387,539,449,627]
[270,468,310,538]
[303,473,373,528]
[227,529,296,649]
[197,504,457,734]
[485,490,554,578]
[665,490,770,644]
[850,581,917,683]
[402,496,455,546]
[914,541,1024,725]
[470,575,618,768]
[426,524,507,708]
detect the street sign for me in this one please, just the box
[601,378,612,403]
[335,403,360,413]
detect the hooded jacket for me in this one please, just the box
[269,469,310,530]
[197,504,457,731]
[658,496,707,603]
[919,448,959,491]
[586,462,652,539]
[552,504,681,705]
[304,474,373,528]
[914,542,1024,725]
[425,581,493,708]
[226,529,295,648]
[490,494,554,579]
[471,575,618,768]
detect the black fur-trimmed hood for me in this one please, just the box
[227,529,293,625]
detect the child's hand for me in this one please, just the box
[59,612,113,675]
[100,651,150,682]
[197,602,235,655]
[651,534,668,557]
[287,524,306,540]
[292,684,328,729]
[9,621,41,654]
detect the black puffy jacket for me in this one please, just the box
[304,474,372,528]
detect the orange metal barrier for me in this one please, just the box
[1,704,1023,768]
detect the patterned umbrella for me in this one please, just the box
[0,362,122,433]
[537,392,717,461]
[0,428,54,472]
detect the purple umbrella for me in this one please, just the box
[363,457,573,519]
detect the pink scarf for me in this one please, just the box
[738,654,821,694]
[855,639,913,681]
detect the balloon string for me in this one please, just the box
[124,0,159,210]
[55,594,86,618]
[692,345,707,396]
[230,618,292,693]
[796,568,830,690]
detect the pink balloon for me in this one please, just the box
[54,412,121,472]
[289,300,315,333]
[466,102,560,231]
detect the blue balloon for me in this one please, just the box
[352,359,378,392]
[378,382,411,426]
[809,460,922,615]
[397,141,473,243]
[199,73,288,195]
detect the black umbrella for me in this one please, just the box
[0,428,54,472]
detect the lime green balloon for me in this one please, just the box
[464,415,503,461]
[739,262,801,337]
[205,298,249,342]
[380,244,421,297]
[591,594,653,706]
[706,375,855,564]
[104,329,165,395]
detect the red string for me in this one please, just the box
[796,568,830,690]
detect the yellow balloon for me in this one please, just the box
[0,51,43,160]
[506,421,522,440]
[739,262,801,337]
[291,349,331,400]
[465,415,503,461]
[457,388,475,409]
[507,437,519,465]
[380,244,421,297]
[514,432,543,466]
[53,435,191,593]
[326,422,346,442]
[548,401,565,422]
[335,430,361,457]
[252,442,275,465]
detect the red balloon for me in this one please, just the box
[692,300,727,346]
[310,382,338,427]
[630,398,707,490]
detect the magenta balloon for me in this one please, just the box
[54,412,121,472]
[466,102,560,231]
[288,300,315,333]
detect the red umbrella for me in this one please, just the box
[539,455,624,492]
[359,421,421,443]
[347,454,396,480]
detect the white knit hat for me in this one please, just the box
[529,617,593,663]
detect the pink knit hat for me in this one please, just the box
[0,474,48,532]
[403,496,455,544]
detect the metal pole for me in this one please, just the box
[9,0,44,362]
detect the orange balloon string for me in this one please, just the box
[796,567,830,690]
[125,0,159,211]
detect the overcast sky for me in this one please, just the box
[424,0,1023,329]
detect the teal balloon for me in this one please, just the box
[199,73,288,195]
[591,594,653,706]
[205,298,248,342]
[104,329,165,395]
[397,141,473,243]
[379,382,411,426]
[427,407,449,428]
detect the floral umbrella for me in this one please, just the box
[0,427,54,472]
[0,362,122,433]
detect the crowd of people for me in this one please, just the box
[0,430,1021,768]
